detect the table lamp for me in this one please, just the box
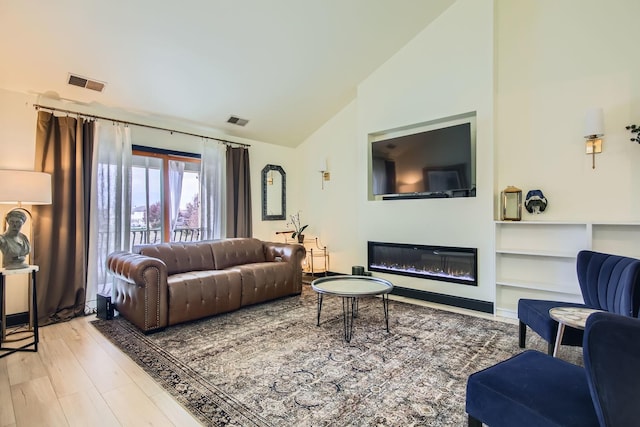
[0,170,52,269]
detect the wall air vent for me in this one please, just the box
[67,73,106,92]
[227,115,249,127]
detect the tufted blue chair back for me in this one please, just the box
[577,250,640,317]
[584,312,640,426]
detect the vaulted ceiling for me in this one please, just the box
[0,0,455,147]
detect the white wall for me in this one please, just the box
[495,0,640,221]
[295,101,360,274]
[297,0,496,303]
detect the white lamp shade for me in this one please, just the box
[0,170,52,205]
[319,158,328,172]
[584,107,604,138]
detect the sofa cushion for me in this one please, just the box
[137,241,215,275]
[167,270,242,325]
[233,262,296,306]
[210,238,266,270]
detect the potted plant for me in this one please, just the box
[288,211,308,243]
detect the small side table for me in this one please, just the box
[549,306,602,358]
[0,265,39,358]
[311,275,393,342]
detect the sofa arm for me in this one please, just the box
[263,242,306,265]
[264,242,307,293]
[106,251,169,333]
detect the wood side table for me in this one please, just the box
[0,265,39,358]
[549,306,602,358]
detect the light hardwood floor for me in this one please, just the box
[0,316,202,427]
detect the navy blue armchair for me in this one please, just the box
[518,250,640,355]
[466,312,640,426]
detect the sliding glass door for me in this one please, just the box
[131,148,201,246]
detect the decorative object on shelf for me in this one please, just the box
[319,158,330,190]
[525,189,548,214]
[625,124,640,144]
[584,107,604,169]
[0,170,52,268]
[500,185,522,221]
[287,210,308,243]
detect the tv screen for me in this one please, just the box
[371,122,475,199]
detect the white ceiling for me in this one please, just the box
[0,0,454,147]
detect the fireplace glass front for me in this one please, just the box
[367,241,477,286]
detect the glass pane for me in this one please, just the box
[131,155,163,246]
[171,162,201,242]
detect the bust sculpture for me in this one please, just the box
[0,210,30,269]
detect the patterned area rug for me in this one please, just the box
[92,285,581,426]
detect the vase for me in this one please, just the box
[297,234,305,243]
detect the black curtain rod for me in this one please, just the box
[33,104,250,148]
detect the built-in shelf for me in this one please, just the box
[495,280,581,297]
[495,249,577,258]
[495,220,640,317]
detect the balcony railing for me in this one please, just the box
[130,227,203,246]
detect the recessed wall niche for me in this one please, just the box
[368,112,477,201]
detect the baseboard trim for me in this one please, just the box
[391,286,494,314]
[6,312,29,327]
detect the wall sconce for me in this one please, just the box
[267,170,274,185]
[584,107,604,169]
[319,158,330,189]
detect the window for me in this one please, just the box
[131,147,201,246]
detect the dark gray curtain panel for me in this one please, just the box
[33,110,94,325]
[225,147,252,237]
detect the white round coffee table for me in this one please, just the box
[311,275,394,342]
[549,307,603,357]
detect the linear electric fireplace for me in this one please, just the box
[368,241,477,286]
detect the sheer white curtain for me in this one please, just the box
[86,122,132,311]
[200,141,225,240]
[168,160,184,234]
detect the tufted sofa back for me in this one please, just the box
[577,250,640,317]
[136,241,216,275]
[134,238,269,275]
[210,238,266,270]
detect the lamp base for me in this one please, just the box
[585,139,602,154]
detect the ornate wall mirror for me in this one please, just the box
[261,164,286,220]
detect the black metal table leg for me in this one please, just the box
[316,293,323,326]
[31,270,39,349]
[0,273,5,343]
[342,296,356,342]
[382,293,390,332]
[0,267,39,358]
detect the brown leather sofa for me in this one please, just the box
[106,238,306,333]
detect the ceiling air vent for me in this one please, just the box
[67,73,106,92]
[227,115,249,127]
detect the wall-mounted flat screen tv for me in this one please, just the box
[370,119,475,200]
